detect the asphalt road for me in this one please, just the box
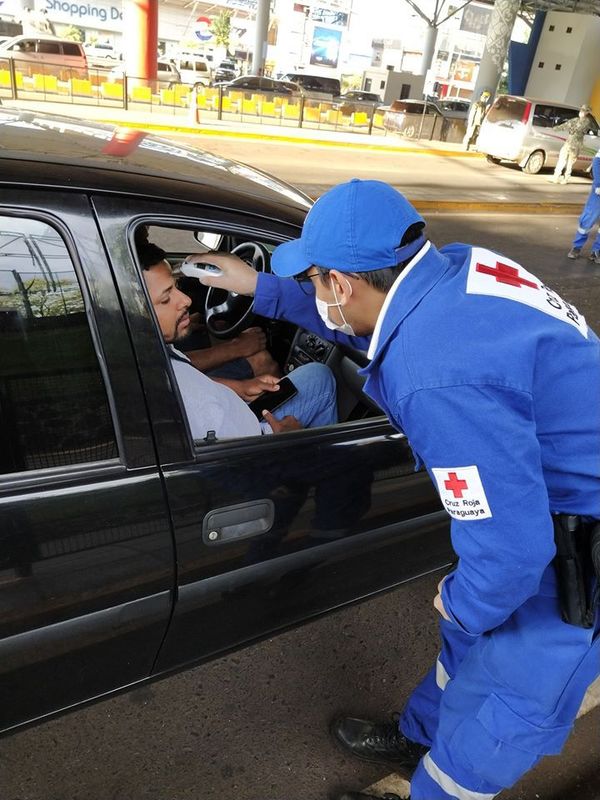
[3,106,600,800]
[2,210,599,800]
[170,130,593,206]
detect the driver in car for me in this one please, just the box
[138,237,337,440]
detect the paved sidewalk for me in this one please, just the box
[2,97,478,155]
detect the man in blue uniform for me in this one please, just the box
[199,179,600,800]
[568,147,600,263]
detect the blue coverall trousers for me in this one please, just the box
[572,190,600,252]
[399,567,600,799]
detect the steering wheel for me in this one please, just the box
[205,241,271,339]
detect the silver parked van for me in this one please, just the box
[172,54,211,87]
[0,35,88,79]
[477,94,599,174]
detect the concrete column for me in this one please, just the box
[123,0,158,82]
[471,0,520,100]
[251,0,270,76]
[416,24,438,76]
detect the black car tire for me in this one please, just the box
[523,150,545,175]
[486,155,501,165]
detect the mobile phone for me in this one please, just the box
[248,376,298,420]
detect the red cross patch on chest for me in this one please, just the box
[466,247,588,338]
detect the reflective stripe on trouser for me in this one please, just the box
[399,619,478,747]
[407,567,600,800]
[572,192,600,249]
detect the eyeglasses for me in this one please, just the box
[293,269,321,295]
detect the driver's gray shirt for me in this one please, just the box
[169,345,263,440]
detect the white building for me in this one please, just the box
[0,0,257,59]
[525,11,600,108]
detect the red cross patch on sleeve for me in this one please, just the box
[431,465,492,520]
[466,247,588,338]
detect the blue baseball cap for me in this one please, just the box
[272,179,425,277]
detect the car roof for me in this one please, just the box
[1,34,72,45]
[493,94,579,110]
[0,108,311,225]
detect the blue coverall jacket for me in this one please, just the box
[573,149,600,251]
[256,241,600,799]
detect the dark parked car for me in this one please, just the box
[382,99,443,136]
[333,90,382,114]
[212,59,237,83]
[383,98,468,139]
[214,75,294,94]
[0,107,451,737]
[433,98,470,119]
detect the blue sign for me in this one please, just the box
[310,26,342,69]
[45,0,123,26]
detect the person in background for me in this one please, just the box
[550,105,593,184]
[568,147,600,264]
[463,90,490,151]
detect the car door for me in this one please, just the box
[0,191,175,735]
[579,115,599,171]
[93,195,451,677]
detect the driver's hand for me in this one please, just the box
[186,252,259,296]
[188,311,205,334]
[235,375,280,402]
[262,410,303,433]
[231,327,266,359]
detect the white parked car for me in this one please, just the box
[109,59,181,88]
[477,94,599,175]
[83,42,118,63]
[171,54,211,87]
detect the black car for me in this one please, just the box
[213,59,237,83]
[333,90,382,114]
[214,75,294,95]
[0,107,451,737]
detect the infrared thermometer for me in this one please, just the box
[180,259,223,279]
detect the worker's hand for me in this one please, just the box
[433,576,451,621]
[235,374,280,402]
[262,410,302,433]
[230,327,267,358]
[186,252,259,295]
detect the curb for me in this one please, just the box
[412,200,581,215]
[96,116,481,156]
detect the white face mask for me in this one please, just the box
[315,277,355,336]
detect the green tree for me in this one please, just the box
[211,10,232,51]
[61,25,84,42]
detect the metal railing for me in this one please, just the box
[0,57,466,142]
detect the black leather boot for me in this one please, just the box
[331,716,428,777]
